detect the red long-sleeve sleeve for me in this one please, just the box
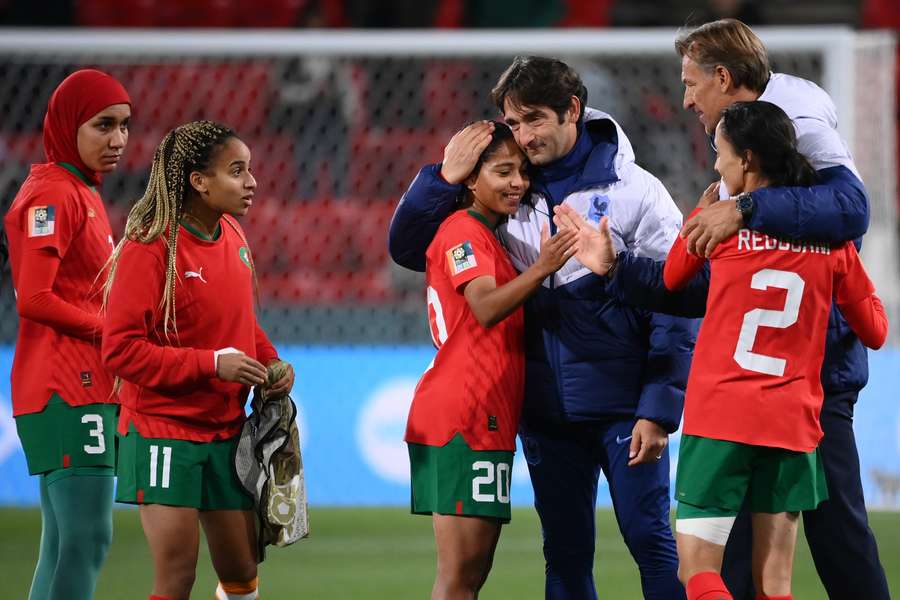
[663,233,706,291]
[833,242,889,349]
[839,294,888,350]
[254,320,279,366]
[15,246,103,342]
[102,241,216,391]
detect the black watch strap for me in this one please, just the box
[736,192,754,222]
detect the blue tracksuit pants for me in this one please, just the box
[520,418,685,600]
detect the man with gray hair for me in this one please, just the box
[577,18,889,600]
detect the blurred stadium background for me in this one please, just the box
[0,0,898,597]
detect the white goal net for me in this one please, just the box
[0,27,895,344]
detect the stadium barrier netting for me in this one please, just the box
[0,28,896,345]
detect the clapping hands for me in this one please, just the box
[552,204,618,276]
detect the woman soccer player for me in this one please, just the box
[101,121,294,600]
[555,101,888,600]
[404,122,577,600]
[3,69,130,600]
[666,102,887,600]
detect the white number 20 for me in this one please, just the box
[472,461,511,504]
[733,268,805,376]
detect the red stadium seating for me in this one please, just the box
[75,0,308,27]
[105,63,272,136]
[243,198,396,304]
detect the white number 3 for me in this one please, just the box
[734,268,805,376]
[81,414,106,455]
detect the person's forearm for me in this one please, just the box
[748,165,868,242]
[839,294,888,350]
[469,264,549,328]
[388,164,460,271]
[17,289,102,342]
[607,252,709,317]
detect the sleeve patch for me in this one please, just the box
[27,205,55,237]
[446,241,477,275]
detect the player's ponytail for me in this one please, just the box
[719,101,816,188]
[103,120,237,339]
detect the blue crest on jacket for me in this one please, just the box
[587,195,609,223]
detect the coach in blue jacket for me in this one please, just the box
[390,56,696,599]
[590,20,888,600]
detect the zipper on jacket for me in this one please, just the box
[532,188,568,417]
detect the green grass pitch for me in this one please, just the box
[1,507,897,598]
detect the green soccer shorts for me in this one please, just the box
[408,432,514,523]
[116,426,252,511]
[675,434,828,517]
[15,393,117,475]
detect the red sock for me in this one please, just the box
[756,595,792,600]
[149,596,175,600]
[686,572,734,600]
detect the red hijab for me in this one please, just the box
[42,69,131,185]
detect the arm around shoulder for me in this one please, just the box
[748,165,869,243]
[388,163,461,272]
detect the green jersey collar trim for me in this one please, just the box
[180,219,222,241]
[466,209,496,230]
[56,162,97,193]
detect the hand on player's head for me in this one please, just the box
[439,121,495,185]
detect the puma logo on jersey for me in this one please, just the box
[185,267,207,283]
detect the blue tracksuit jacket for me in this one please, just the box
[389,109,697,432]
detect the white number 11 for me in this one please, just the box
[149,445,172,489]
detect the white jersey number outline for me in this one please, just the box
[733,268,805,376]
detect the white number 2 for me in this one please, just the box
[733,269,805,376]
[472,461,511,504]
[149,445,172,489]
[81,414,106,455]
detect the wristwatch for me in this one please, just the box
[735,192,754,224]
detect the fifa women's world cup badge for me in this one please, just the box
[27,205,56,237]
[446,241,477,275]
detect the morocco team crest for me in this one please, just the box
[27,205,55,237]
[446,241,477,275]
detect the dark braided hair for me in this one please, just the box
[104,120,237,337]
[719,101,816,188]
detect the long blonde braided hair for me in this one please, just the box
[103,120,237,338]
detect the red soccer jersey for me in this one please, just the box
[102,216,278,442]
[405,210,525,451]
[664,208,887,452]
[4,163,115,415]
